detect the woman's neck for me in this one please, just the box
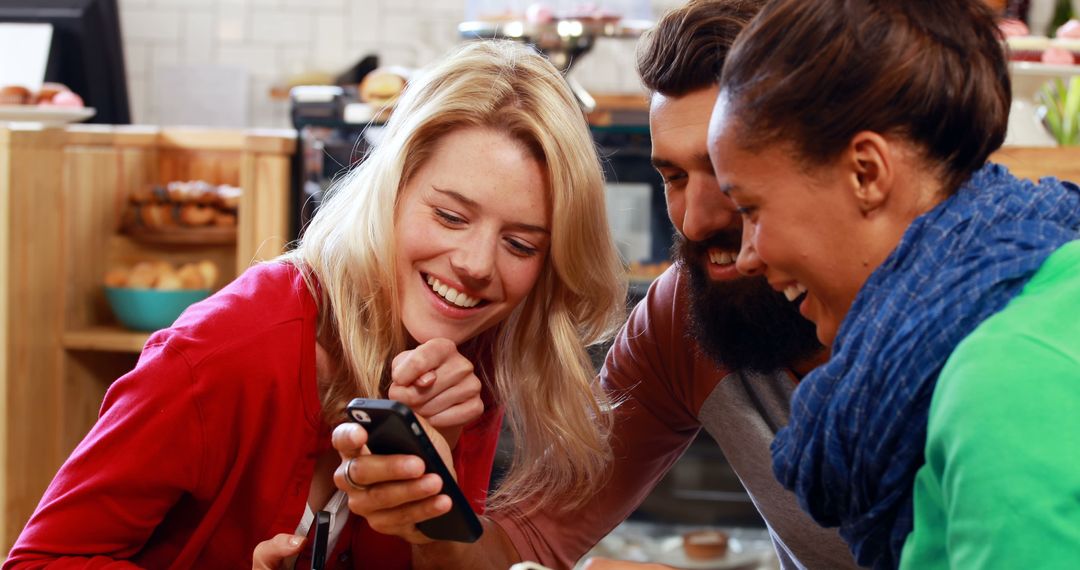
[791,348,830,381]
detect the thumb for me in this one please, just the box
[252,533,305,570]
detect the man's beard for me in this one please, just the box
[674,233,823,374]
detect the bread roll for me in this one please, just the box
[176,263,206,289]
[217,185,242,210]
[197,260,219,289]
[179,203,216,226]
[104,268,129,288]
[155,272,183,290]
[0,85,31,105]
[359,67,409,105]
[140,203,175,228]
[107,260,219,291]
[213,211,237,227]
[126,262,159,289]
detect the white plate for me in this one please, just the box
[0,105,96,126]
[647,536,770,570]
[574,523,778,570]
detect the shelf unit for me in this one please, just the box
[0,124,295,550]
[991,146,1080,183]
[61,327,150,353]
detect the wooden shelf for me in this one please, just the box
[62,326,151,353]
[991,147,1080,184]
[123,225,237,246]
[2,125,295,551]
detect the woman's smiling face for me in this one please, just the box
[393,126,551,346]
[706,99,882,347]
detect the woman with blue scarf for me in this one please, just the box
[707,0,1080,568]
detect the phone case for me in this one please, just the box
[309,510,330,570]
[346,398,484,543]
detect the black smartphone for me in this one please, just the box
[345,398,484,543]
[307,510,330,570]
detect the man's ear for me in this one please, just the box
[846,131,893,215]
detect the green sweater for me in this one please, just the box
[900,240,1080,569]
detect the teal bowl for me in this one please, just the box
[104,287,211,332]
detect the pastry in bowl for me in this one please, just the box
[104,260,219,331]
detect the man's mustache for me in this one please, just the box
[674,231,743,259]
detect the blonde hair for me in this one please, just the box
[281,41,627,512]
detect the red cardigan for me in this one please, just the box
[6,263,503,569]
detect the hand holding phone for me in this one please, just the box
[344,398,484,543]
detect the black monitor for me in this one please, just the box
[0,0,130,124]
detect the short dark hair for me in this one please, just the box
[719,0,1010,193]
[636,0,764,96]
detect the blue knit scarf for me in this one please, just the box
[770,163,1080,569]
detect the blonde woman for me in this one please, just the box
[7,41,626,569]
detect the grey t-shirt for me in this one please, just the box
[493,265,857,569]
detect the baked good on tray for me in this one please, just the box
[682,529,729,560]
[125,181,242,230]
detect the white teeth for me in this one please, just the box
[708,250,737,265]
[425,275,480,308]
[782,283,807,302]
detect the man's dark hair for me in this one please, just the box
[636,0,764,96]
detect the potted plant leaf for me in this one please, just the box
[1038,75,1080,146]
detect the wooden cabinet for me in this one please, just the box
[991,146,1080,183]
[0,125,295,550]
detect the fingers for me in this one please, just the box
[361,493,454,543]
[420,397,484,430]
[388,339,487,434]
[412,378,482,414]
[342,471,446,513]
[331,422,370,459]
[334,450,454,546]
[391,338,468,389]
[388,375,483,425]
[336,452,426,489]
[393,349,439,388]
[251,533,304,570]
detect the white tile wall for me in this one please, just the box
[118,0,684,127]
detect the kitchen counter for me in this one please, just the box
[575,520,780,570]
[991,146,1080,183]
